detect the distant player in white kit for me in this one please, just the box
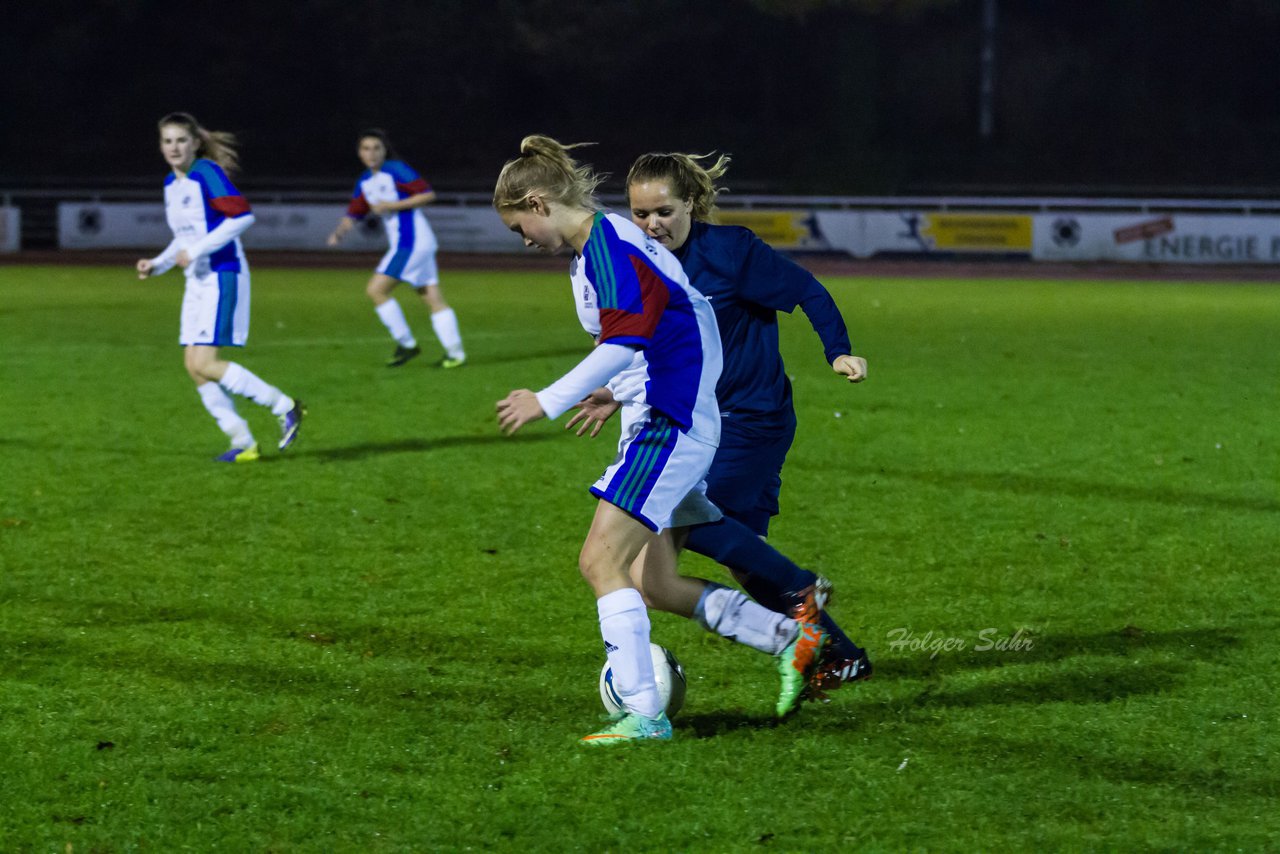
[135,112,303,463]
[327,129,465,368]
[493,136,828,746]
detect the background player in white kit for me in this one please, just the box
[135,112,303,463]
[492,136,828,746]
[326,129,465,368]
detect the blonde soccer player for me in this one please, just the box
[493,136,828,746]
[326,129,465,368]
[135,112,303,463]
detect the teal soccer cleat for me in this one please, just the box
[579,710,673,747]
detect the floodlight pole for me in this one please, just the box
[979,0,997,139]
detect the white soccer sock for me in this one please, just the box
[197,382,254,448]
[375,300,416,347]
[694,583,798,655]
[597,587,662,719]
[220,362,293,416]
[430,307,465,360]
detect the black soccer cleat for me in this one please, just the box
[386,344,421,367]
[804,650,873,703]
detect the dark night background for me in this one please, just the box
[4,0,1279,195]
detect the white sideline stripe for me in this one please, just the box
[8,329,525,353]
[259,328,514,347]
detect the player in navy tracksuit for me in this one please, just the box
[573,151,872,697]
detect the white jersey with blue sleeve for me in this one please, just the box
[346,160,439,285]
[529,212,722,530]
[568,212,722,446]
[146,159,255,347]
[153,158,254,279]
[347,160,436,253]
[561,213,722,530]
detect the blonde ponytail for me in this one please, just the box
[493,134,604,211]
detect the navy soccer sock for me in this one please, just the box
[684,517,864,660]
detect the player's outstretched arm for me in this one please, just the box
[566,387,620,438]
[831,354,868,383]
[327,216,355,246]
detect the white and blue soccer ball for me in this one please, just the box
[599,643,687,718]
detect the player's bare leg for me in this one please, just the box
[186,344,299,461]
[630,528,827,717]
[415,283,465,367]
[367,273,419,365]
[578,502,672,745]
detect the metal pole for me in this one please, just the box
[979,0,997,139]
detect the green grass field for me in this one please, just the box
[1,261,1277,851]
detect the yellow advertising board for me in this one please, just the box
[714,210,815,249]
[920,213,1032,251]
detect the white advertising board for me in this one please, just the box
[59,203,169,249]
[0,207,19,253]
[819,210,1280,263]
[58,203,524,253]
[56,201,1280,263]
[1033,213,1280,263]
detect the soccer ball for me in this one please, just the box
[599,643,686,718]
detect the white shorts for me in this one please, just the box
[590,407,721,532]
[180,269,250,347]
[378,239,439,288]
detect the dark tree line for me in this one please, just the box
[3,0,1278,194]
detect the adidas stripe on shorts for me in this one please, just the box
[590,410,721,532]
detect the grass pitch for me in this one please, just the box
[1,261,1277,851]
